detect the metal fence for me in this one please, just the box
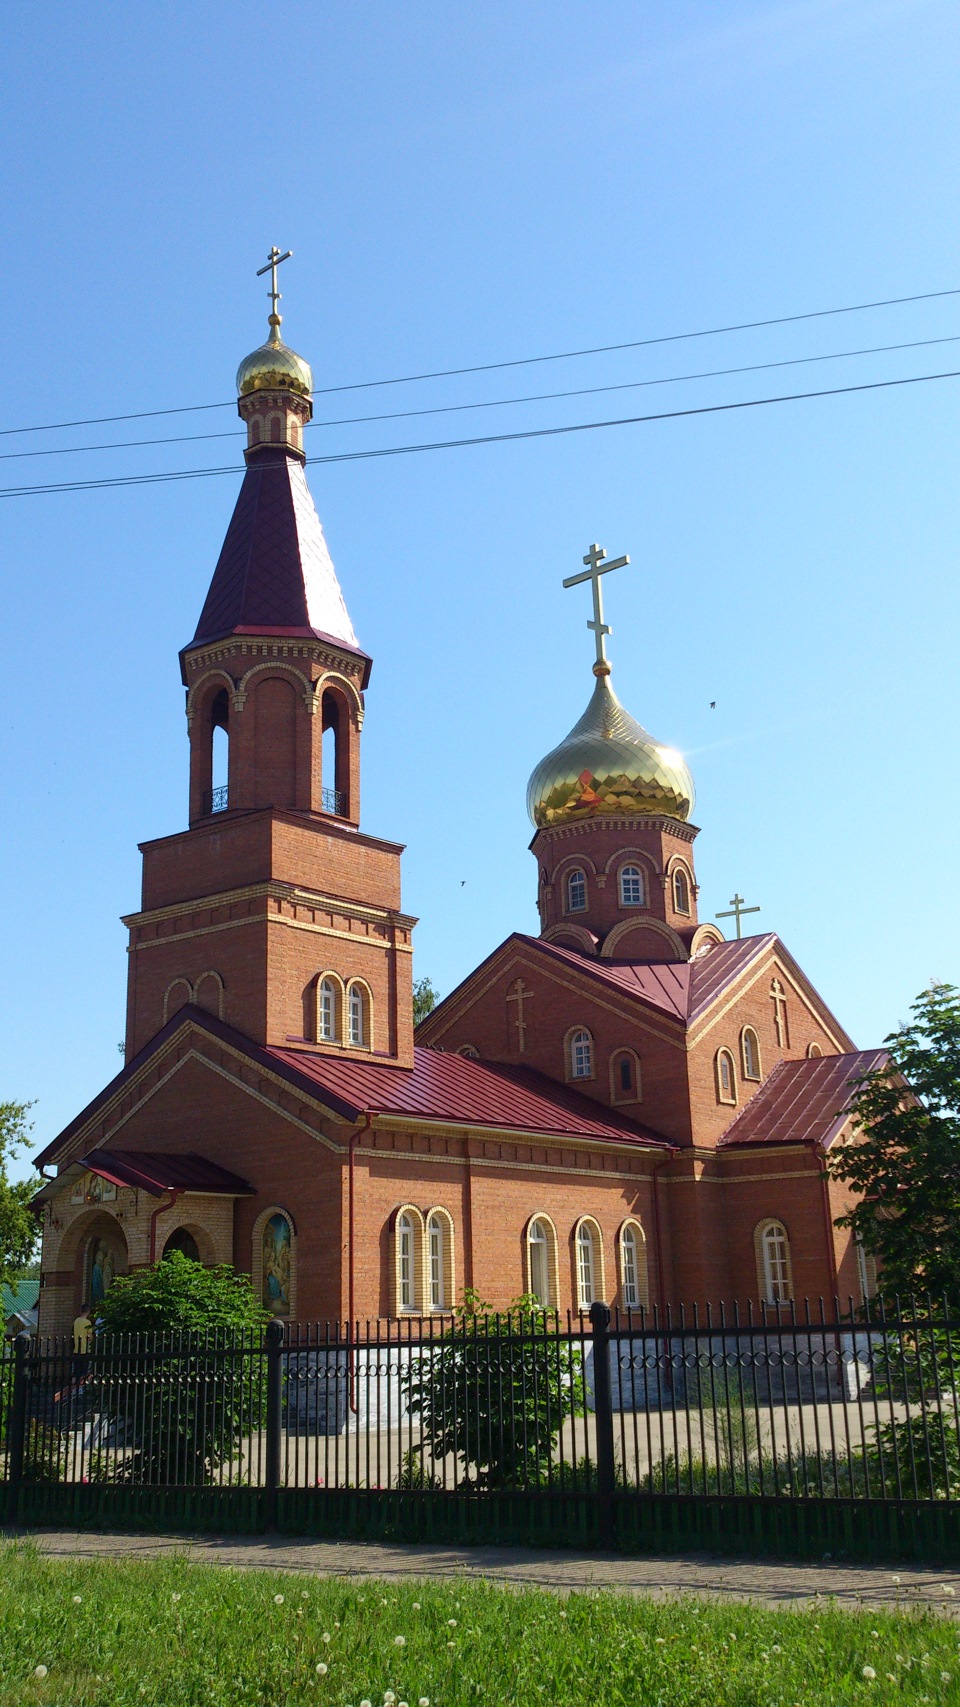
[3,1299,959,1560]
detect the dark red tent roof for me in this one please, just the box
[717,1050,889,1149]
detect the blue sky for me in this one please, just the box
[2,1,958,1164]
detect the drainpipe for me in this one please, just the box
[149,1188,183,1264]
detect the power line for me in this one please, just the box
[2,282,958,440]
[4,329,959,463]
[1,363,957,499]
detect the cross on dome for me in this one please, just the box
[562,542,630,675]
[256,245,293,340]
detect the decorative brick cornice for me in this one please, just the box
[531,815,699,850]
[123,880,417,953]
[183,637,365,679]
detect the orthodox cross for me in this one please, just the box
[506,977,534,1052]
[563,542,630,670]
[256,245,293,323]
[769,977,789,1048]
[715,892,761,939]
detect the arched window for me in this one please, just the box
[321,688,347,816]
[806,1041,823,1059]
[457,1044,480,1059]
[672,869,690,914]
[207,686,229,814]
[427,1212,445,1310]
[855,1235,876,1305]
[619,864,644,907]
[269,414,282,443]
[347,981,370,1048]
[397,1212,416,1311]
[527,1217,554,1308]
[569,1028,594,1080]
[716,1048,737,1104]
[575,1220,598,1309]
[619,1221,646,1311]
[318,977,339,1042]
[566,868,587,913]
[756,1219,792,1305]
[741,1026,761,1081]
[261,1211,293,1316]
[610,1049,642,1104]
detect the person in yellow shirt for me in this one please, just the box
[72,1304,93,1377]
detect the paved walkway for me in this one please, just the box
[10,1530,960,1614]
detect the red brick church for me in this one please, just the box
[33,282,881,1334]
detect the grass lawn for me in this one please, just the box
[2,1544,960,1706]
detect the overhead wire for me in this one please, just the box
[2,281,959,440]
[2,363,958,499]
[2,329,959,463]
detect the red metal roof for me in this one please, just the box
[519,933,777,1024]
[268,1044,670,1148]
[716,1050,889,1150]
[82,1150,255,1198]
[188,449,370,675]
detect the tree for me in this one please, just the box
[829,983,960,1299]
[412,975,438,1029]
[92,1253,268,1484]
[400,1290,585,1489]
[0,1100,40,1287]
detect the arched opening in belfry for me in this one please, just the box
[321,689,346,816]
[209,688,229,813]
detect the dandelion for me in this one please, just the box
[322,1632,331,1644]
[384,1693,397,1704]
[393,1635,407,1647]
[655,1636,666,1645]
[942,1673,953,1683]
[274,1594,285,1605]
[34,1666,48,1679]
[412,1603,421,1611]
[886,1676,896,1684]
[419,1699,430,1705]
[447,1640,456,1650]
[361,1699,373,1706]
[171,1592,182,1603]
[302,1590,310,1599]
[944,1586,957,1597]
[891,1575,901,1585]
[72,1594,82,1604]
[448,1618,458,1627]
[862,1665,877,1680]
[772,1644,781,1654]
[316,1663,328,1676]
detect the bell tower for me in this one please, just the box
[123,252,417,1064]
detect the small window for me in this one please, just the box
[346,982,370,1048]
[570,1028,594,1079]
[672,869,690,914]
[716,1048,737,1104]
[576,1221,597,1309]
[806,1041,823,1059]
[528,1218,552,1307]
[758,1219,792,1304]
[741,1027,761,1080]
[619,864,644,907]
[427,1213,445,1310]
[566,868,587,913]
[611,1049,642,1104]
[620,1223,642,1310]
[397,1212,415,1311]
[318,977,338,1042]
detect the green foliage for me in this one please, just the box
[0,1101,40,1288]
[93,1253,268,1484]
[412,975,438,1029]
[3,1547,960,1707]
[829,983,960,1299]
[400,1289,585,1489]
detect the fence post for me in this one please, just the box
[265,1319,283,1532]
[5,1331,31,1527]
[589,1302,616,1548]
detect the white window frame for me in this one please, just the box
[318,977,338,1042]
[716,1048,737,1104]
[570,1028,593,1080]
[618,864,644,907]
[347,984,364,1046]
[741,1027,761,1080]
[397,1213,416,1311]
[566,868,587,913]
[620,1224,640,1309]
[759,1220,792,1304]
[576,1221,597,1309]
[672,868,690,914]
[427,1213,445,1310]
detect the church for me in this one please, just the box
[33,268,883,1334]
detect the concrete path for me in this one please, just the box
[10,1529,960,1614]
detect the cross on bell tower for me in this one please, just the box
[256,245,293,340]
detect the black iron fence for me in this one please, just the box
[3,1299,959,1560]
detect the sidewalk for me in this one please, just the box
[12,1529,960,1614]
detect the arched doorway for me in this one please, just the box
[162,1226,201,1263]
[83,1219,128,1310]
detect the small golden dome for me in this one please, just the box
[236,321,313,398]
[527,673,695,827]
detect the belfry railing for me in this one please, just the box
[4,1296,959,1558]
[201,785,229,815]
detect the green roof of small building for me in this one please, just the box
[2,1278,40,1317]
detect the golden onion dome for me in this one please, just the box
[236,319,313,398]
[526,670,695,827]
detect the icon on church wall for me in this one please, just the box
[88,1234,119,1306]
[262,1214,292,1315]
[70,1172,116,1207]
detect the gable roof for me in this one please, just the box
[34,1006,673,1170]
[188,450,370,678]
[526,932,777,1024]
[717,1049,889,1150]
[268,1043,671,1148]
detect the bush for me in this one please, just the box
[400,1290,585,1490]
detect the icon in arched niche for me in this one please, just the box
[88,1230,124,1306]
[262,1213,292,1315]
